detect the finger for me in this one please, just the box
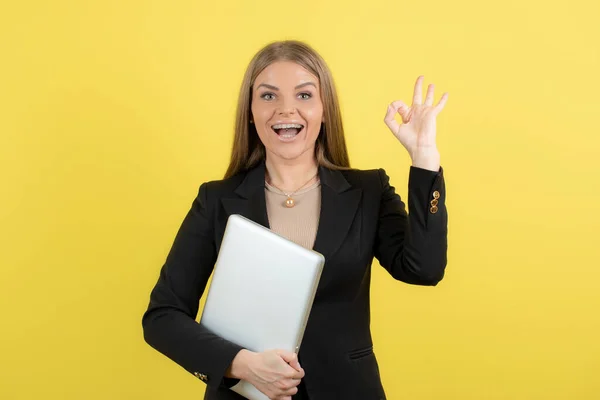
[275,378,301,391]
[384,101,411,133]
[434,92,449,113]
[281,386,299,397]
[384,104,400,133]
[277,351,302,371]
[413,75,424,105]
[424,83,435,106]
[277,350,297,365]
[285,366,305,379]
[287,378,301,387]
[273,391,296,400]
[289,359,302,372]
[390,100,411,123]
[288,358,302,372]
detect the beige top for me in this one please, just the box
[264,179,321,250]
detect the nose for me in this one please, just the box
[277,98,296,116]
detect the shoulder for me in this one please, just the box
[202,173,245,194]
[193,173,247,207]
[337,167,388,191]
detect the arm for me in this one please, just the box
[378,75,450,284]
[141,182,244,388]
[374,166,447,285]
[142,182,306,397]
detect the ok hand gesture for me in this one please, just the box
[384,75,448,171]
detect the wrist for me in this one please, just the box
[227,349,254,380]
[410,147,440,171]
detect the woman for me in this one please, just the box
[142,40,448,400]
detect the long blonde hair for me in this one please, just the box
[224,40,350,179]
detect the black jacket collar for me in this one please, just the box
[233,160,352,199]
[222,160,361,258]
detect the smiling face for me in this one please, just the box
[251,61,324,163]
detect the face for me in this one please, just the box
[251,61,324,163]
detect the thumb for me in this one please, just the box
[277,350,302,371]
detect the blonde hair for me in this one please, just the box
[224,40,350,179]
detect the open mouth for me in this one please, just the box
[271,123,305,140]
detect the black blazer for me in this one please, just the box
[142,161,448,400]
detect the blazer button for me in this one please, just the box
[433,190,440,199]
[430,199,438,207]
[430,205,438,214]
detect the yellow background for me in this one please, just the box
[1,0,599,399]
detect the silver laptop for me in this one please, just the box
[199,214,325,400]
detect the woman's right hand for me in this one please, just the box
[229,349,304,400]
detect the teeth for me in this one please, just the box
[272,123,303,130]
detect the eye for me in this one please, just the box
[298,92,312,100]
[260,92,275,101]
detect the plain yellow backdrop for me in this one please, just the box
[1,0,599,399]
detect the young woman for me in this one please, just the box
[142,40,449,400]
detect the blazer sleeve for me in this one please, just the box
[142,182,244,388]
[373,166,448,285]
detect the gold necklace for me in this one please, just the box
[266,171,319,208]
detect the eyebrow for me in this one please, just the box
[255,82,317,91]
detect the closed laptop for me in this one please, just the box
[199,214,325,400]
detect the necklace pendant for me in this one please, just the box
[285,197,295,208]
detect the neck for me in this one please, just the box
[265,153,319,193]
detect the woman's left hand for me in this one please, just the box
[384,75,448,171]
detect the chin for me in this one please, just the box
[268,145,315,162]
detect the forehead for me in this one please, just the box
[254,61,319,88]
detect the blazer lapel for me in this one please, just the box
[220,162,362,260]
[221,162,270,229]
[312,167,362,259]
